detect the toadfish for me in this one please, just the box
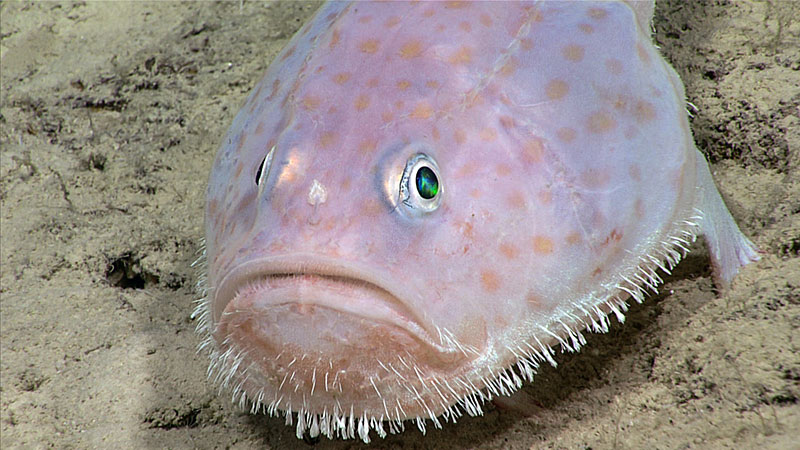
[195,0,760,442]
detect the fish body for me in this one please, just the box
[196,1,759,442]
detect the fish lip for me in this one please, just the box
[212,254,448,353]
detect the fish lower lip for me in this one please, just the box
[237,273,429,339]
[211,258,443,351]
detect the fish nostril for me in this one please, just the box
[307,179,328,225]
[307,179,328,206]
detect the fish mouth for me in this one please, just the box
[208,255,482,420]
[212,254,465,362]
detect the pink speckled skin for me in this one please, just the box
[197,1,759,442]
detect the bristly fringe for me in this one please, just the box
[191,211,703,443]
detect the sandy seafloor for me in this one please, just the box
[1,1,798,449]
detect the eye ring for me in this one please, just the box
[399,153,442,214]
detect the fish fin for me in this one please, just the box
[695,151,761,287]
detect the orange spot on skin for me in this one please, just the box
[360,39,380,54]
[480,13,493,27]
[381,110,394,123]
[479,127,497,141]
[329,29,340,49]
[537,189,552,204]
[579,23,594,33]
[446,1,469,8]
[359,199,382,217]
[520,38,534,50]
[366,77,380,88]
[426,80,440,89]
[496,164,512,176]
[465,92,485,109]
[302,95,321,110]
[562,44,585,62]
[358,139,377,154]
[523,138,545,163]
[601,228,624,247]
[319,131,337,149]
[235,162,244,177]
[635,100,657,122]
[280,45,296,62]
[384,16,401,27]
[232,191,257,220]
[507,190,526,209]
[635,198,645,219]
[591,210,606,229]
[208,198,219,217]
[423,8,436,18]
[233,134,244,151]
[613,94,629,111]
[533,236,554,254]
[354,94,370,111]
[399,40,423,59]
[629,164,642,181]
[254,121,266,136]
[469,188,481,198]
[588,7,608,19]
[606,58,624,75]
[358,15,372,24]
[396,80,411,90]
[448,46,473,65]
[637,42,651,65]
[581,169,611,189]
[499,57,518,77]
[671,167,685,192]
[545,79,569,100]
[267,78,280,100]
[455,162,478,178]
[499,115,515,130]
[587,111,617,133]
[566,232,582,245]
[458,220,474,240]
[480,270,501,293]
[528,7,544,22]
[454,128,467,144]
[410,101,434,119]
[499,243,518,259]
[333,72,352,84]
[557,127,577,142]
[459,21,472,32]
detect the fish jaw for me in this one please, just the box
[209,254,484,425]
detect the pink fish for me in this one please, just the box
[195,0,760,442]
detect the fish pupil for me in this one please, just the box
[255,156,266,185]
[415,166,439,199]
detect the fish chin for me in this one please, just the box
[206,259,484,432]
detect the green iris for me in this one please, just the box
[415,166,439,199]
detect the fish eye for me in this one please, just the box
[399,153,442,213]
[255,146,276,187]
[416,166,439,199]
